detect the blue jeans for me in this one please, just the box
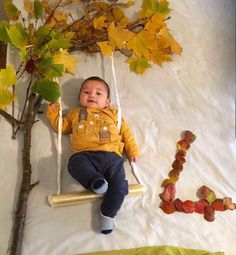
[68,151,128,218]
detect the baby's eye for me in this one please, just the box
[96,92,102,96]
[83,91,89,94]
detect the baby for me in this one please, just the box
[47,76,139,234]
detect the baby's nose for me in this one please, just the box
[89,93,95,98]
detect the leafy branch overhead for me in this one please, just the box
[0,0,182,108]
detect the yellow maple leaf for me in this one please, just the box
[127,30,157,58]
[150,49,172,66]
[93,16,107,30]
[53,50,79,74]
[158,26,182,54]
[97,41,112,56]
[112,7,125,22]
[108,22,134,50]
[46,11,69,29]
[23,0,34,17]
[145,13,166,34]
[127,58,151,74]
[0,65,17,88]
[0,89,14,109]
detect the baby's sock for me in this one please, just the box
[100,212,113,234]
[91,178,108,195]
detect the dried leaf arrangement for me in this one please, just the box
[159,130,236,222]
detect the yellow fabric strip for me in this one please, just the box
[77,246,224,255]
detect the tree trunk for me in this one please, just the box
[9,94,38,255]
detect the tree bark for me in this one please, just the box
[9,94,38,255]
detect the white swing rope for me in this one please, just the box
[110,54,143,185]
[54,77,62,195]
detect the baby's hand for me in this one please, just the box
[130,156,138,162]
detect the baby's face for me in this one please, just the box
[79,80,110,109]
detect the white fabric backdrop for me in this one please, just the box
[0,0,235,255]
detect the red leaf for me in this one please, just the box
[182,200,195,213]
[182,130,196,144]
[160,201,176,214]
[198,185,213,199]
[211,199,225,211]
[174,198,184,212]
[25,59,35,73]
[172,159,183,171]
[177,140,190,151]
[204,205,215,222]
[195,199,208,214]
[159,183,176,202]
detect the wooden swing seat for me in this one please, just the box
[48,183,145,207]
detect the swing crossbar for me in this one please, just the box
[48,183,145,208]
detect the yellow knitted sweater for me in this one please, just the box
[47,105,139,158]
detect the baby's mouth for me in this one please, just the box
[88,100,96,103]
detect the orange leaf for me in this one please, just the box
[161,178,176,187]
[160,201,176,214]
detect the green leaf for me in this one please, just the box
[36,58,54,72]
[34,0,44,19]
[127,57,151,74]
[33,79,61,103]
[207,191,217,204]
[0,20,11,43]
[141,0,171,17]
[4,0,20,21]
[7,23,28,48]
[47,37,72,50]
[36,26,52,44]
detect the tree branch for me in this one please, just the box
[0,109,22,127]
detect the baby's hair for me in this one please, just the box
[79,76,110,98]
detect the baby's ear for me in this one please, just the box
[106,98,111,107]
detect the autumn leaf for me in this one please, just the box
[53,50,78,74]
[108,22,134,50]
[7,23,28,49]
[0,65,17,88]
[34,0,45,19]
[0,89,14,109]
[127,31,157,58]
[158,26,182,54]
[0,20,11,43]
[93,16,107,30]
[116,0,135,8]
[182,200,195,213]
[4,0,20,21]
[127,58,151,74]
[160,201,176,214]
[112,7,126,23]
[45,11,69,29]
[140,0,171,18]
[0,65,16,109]
[97,41,112,56]
[23,0,34,17]
[145,13,166,34]
[150,49,172,66]
[159,183,176,202]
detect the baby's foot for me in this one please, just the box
[91,178,108,195]
[100,211,113,234]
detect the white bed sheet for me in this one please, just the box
[0,0,235,255]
